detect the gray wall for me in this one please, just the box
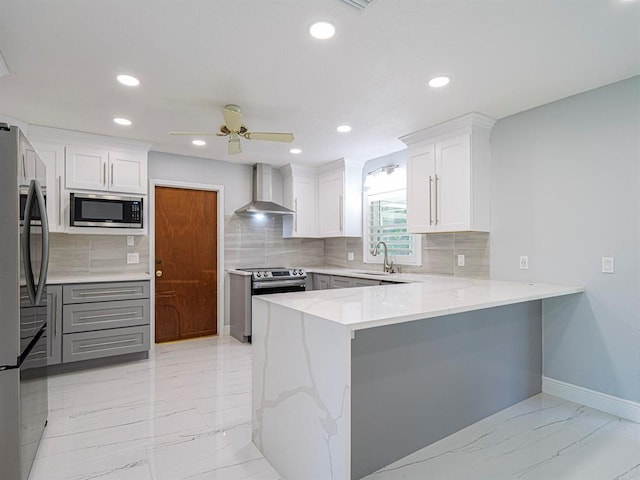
[148,151,253,215]
[490,76,640,403]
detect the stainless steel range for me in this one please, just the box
[229,267,307,343]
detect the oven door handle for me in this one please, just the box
[252,279,306,290]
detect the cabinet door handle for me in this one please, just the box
[22,154,27,179]
[339,195,343,232]
[110,163,114,186]
[429,176,433,225]
[51,294,57,338]
[102,163,106,185]
[294,198,298,233]
[435,175,439,225]
[57,176,62,226]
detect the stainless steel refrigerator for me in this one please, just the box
[0,124,50,480]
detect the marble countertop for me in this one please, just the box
[253,275,584,331]
[47,272,152,284]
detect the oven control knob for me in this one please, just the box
[292,270,297,275]
[256,272,262,278]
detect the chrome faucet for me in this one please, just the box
[371,241,394,273]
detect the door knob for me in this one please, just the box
[156,270,163,278]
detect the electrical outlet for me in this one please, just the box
[127,236,135,246]
[457,254,465,267]
[347,252,355,261]
[519,256,529,270]
[601,256,614,274]
[127,252,139,264]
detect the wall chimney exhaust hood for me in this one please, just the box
[235,163,294,215]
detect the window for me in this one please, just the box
[364,188,421,266]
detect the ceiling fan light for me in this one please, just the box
[309,21,336,39]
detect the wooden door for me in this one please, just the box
[154,186,218,342]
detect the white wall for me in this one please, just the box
[490,76,640,403]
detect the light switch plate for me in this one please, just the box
[519,256,529,270]
[127,236,135,246]
[457,254,465,267]
[347,252,355,261]
[601,256,614,274]
[127,252,140,264]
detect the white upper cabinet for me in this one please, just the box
[281,164,318,238]
[108,151,147,194]
[66,146,147,194]
[30,139,66,232]
[19,145,46,187]
[65,146,108,191]
[401,113,495,233]
[317,158,364,238]
[318,168,344,237]
[281,159,363,238]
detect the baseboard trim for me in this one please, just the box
[223,325,230,336]
[542,376,640,423]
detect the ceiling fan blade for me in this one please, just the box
[169,131,217,136]
[244,132,294,143]
[228,138,242,155]
[223,105,243,133]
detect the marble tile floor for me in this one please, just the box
[29,336,639,480]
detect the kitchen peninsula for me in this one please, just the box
[251,275,583,480]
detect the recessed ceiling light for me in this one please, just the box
[290,148,302,154]
[116,74,140,87]
[113,117,132,126]
[192,140,206,146]
[337,125,352,133]
[309,21,335,40]
[428,76,450,88]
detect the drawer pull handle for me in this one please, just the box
[76,289,140,296]
[76,338,138,351]
[77,311,139,321]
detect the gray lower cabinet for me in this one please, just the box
[56,280,151,364]
[352,278,382,287]
[314,274,332,290]
[63,326,149,363]
[313,274,384,290]
[46,285,63,365]
[63,299,149,333]
[330,276,356,289]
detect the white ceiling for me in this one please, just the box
[0,0,638,167]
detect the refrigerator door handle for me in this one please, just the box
[33,180,49,305]
[21,180,37,305]
[21,180,50,306]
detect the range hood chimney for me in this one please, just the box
[235,164,294,215]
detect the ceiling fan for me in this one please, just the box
[169,104,294,154]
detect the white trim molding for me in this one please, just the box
[148,178,226,342]
[543,376,640,424]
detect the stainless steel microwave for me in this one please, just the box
[70,193,143,228]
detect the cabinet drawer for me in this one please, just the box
[330,276,353,289]
[63,281,150,304]
[62,325,149,363]
[353,278,381,287]
[63,299,149,333]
